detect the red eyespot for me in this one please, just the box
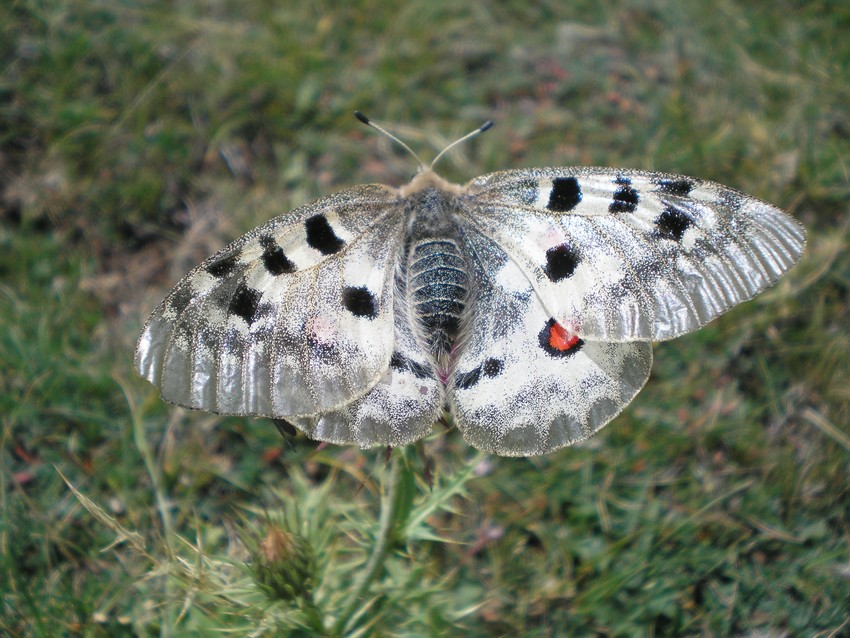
[549,321,580,351]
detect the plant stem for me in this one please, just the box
[131,402,177,635]
[330,450,405,637]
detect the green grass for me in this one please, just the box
[2,0,848,635]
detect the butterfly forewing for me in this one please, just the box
[136,184,410,417]
[465,168,805,341]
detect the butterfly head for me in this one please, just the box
[397,169,466,198]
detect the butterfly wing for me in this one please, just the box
[464,168,805,341]
[136,184,410,417]
[284,272,443,447]
[450,227,652,456]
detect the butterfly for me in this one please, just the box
[135,114,806,456]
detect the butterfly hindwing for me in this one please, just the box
[286,273,442,447]
[136,184,409,417]
[465,168,805,341]
[450,227,653,456]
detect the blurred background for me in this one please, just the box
[2,1,848,635]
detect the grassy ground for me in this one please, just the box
[2,0,848,635]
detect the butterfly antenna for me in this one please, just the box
[429,119,494,171]
[354,111,425,173]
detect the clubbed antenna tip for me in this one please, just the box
[430,118,495,170]
[352,111,424,171]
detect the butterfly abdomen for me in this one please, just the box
[409,236,468,353]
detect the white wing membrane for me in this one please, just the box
[466,168,806,341]
[450,229,652,456]
[136,185,409,417]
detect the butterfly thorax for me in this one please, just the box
[399,171,471,368]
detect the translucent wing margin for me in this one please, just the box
[135,185,409,417]
[464,167,805,341]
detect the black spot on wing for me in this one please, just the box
[342,286,378,319]
[455,357,503,390]
[455,366,481,390]
[544,243,580,282]
[655,178,694,197]
[305,214,345,255]
[206,253,240,278]
[228,282,262,325]
[655,205,693,242]
[389,352,433,380]
[610,176,639,214]
[547,177,582,212]
[259,235,295,275]
[482,358,504,378]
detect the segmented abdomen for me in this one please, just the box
[409,238,468,355]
